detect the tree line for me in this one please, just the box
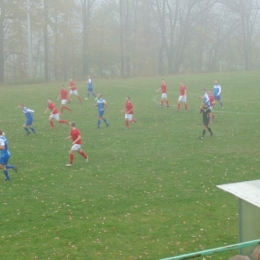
[0,0,260,82]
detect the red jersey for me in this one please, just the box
[180,85,186,96]
[48,102,59,114]
[125,101,133,114]
[161,82,167,93]
[60,89,68,100]
[70,81,76,91]
[209,95,215,107]
[70,128,82,145]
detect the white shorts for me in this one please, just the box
[70,90,78,95]
[178,95,187,102]
[162,93,167,99]
[61,99,67,105]
[50,113,60,121]
[125,114,133,121]
[71,144,81,151]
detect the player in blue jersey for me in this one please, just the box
[0,130,17,181]
[213,80,223,108]
[85,76,97,100]
[18,104,36,135]
[199,89,210,107]
[95,93,109,128]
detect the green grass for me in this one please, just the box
[0,72,259,260]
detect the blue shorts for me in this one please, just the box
[88,87,93,92]
[98,110,104,117]
[25,119,33,126]
[0,155,10,166]
[214,95,221,101]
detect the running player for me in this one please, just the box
[157,79,170,107]
[65,122,88,167]
[57,85,71,114]
[95,94,109,128]
[199,103,213,140]
[121,96,136,129]
[44,98,69,128]
[85,76,97,100]
[0,130,17,181]
[177,82,188,112]
[18,104,36,135]
[213,80,223,108]
[68,79,82,103]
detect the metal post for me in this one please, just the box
[27,0,32,80]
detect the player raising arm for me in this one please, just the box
[18,104,36,135]
[57,85,71,114]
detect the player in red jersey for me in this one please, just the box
[208,90,215,121]
[121,96,136,129]
[44,98,69,128]
[157,79,170,107]
[177,82,188,112]
[65,121,88,166]
[68,79,82,103]
[57,85,72,114]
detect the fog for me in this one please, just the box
[0,0,260,82]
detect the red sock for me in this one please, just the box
[178,103,180,110]
[130,118,135,122]
[63,106,71,111]
[79,151,87,159]
[126,121,129,127]
[77,96,82,103]
[70,154,74,164]
[59,119,69,124]
[185,104,188,111]
[49,120,54,128]
[61,107,64,114]
[166,100,169,106]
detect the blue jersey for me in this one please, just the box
[213,84,221,96]
[0,136,10,159]
[203,93,210,107]
[88,79,93,90]
[23,107,34,121]
[97,98,106,111]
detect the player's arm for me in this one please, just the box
[121,107,126,113]
[44,107,49,114]
[57,94,61,101]
[208,109,213,122]
[65,135,72,140]
[72,135,81,144]
[27,109,34,113]
[217,86,221,95]
[103,102,107,110]
[0,139,5,150]
[157,87,161,92]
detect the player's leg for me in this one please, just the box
[125,114,129,129]
[177,97,181,111]
[66,149,75,166]
[49,115,55,128]
[165,97,169,107]
[23,122,30,135]
[29,123,36,134]
[0,157,10,181]
[101,116,109,126]
[55,114,69,125]
[206,126,213,136]
[184,102,188,111]
[61,105,71,113]
[76,92,82,103]
[97,115,101,128]
[77,148,88,162]
[200,124,207,139]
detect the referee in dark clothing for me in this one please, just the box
[199,102,213,140]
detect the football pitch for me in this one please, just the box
[0,71,259,260]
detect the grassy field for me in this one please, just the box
[0,72,259,260]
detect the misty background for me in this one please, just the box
[0,0,260,82]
